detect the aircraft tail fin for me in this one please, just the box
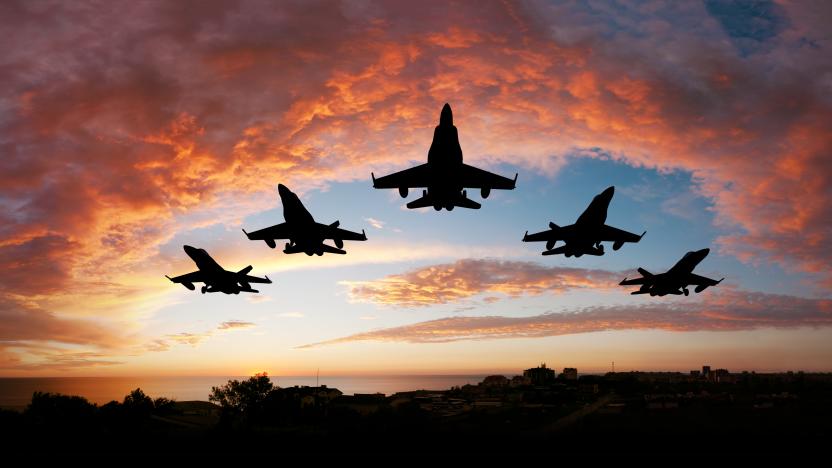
[237,265,253,276]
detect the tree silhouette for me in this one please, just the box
[209,373,274,415]
[122,388,154,424]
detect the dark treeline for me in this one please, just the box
[1,371,831,457]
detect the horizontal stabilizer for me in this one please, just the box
[237,265,253,276]
[406,194,433,209]
[637,267,653,277]
[455,195,481,210]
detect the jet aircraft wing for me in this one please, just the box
[598,225,645,243]
[243,222,292,240]
[523,228,562,242]
[372,164,433,189]
[457,163,517,189]
[166,271,205,284]
[686,273,722,286]
[318,224,367,241]
[243,274,272,284]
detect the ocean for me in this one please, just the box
[0,375,489,410]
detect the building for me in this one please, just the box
[702,365,711,380]
[523,363,556,385]
[481,375,509,387]
[510,375,532,387]
[561,368,578,381]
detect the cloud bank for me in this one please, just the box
[301,290,832,347]
[344,259,622,307]
[1,0,830,368]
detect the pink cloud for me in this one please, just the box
[344,259,622,307]
[0,1,830,369]
[301,290,832,348]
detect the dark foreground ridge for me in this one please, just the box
[2,366,830,457]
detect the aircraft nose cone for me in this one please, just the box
[278,184,289,196]
[440,103,453,126]
[183,245,198,254]
[602,186,615,198]
[699,248,711,256]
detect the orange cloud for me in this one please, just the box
[343,259,621,307]
[301,290,832,348]
[1,1,830,370]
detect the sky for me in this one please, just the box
[1,0,831,377]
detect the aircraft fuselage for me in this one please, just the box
[183,245,244,294]
[423,105,467,208]
[558,186,615,256]
[278,184,328,255]
[650,248,710,296]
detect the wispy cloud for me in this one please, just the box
[301,290,832,348]
[342,259,622,307]
[365,217,385,229]
[217,320,256,330]
[278,312,305,318]
[147,320,257,351]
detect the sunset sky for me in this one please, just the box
[1,0,830,377]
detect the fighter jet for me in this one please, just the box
[619,248,724,296]
[243,184,367,255]
[165,245,272,294]
[371,103,517,211]
[522,186,645,257]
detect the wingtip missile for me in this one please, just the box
[522,230,529,241]
[371,172,376,186]
[513,173,518,187]
[362,229,367,240]
[640,231,647,240]
[619,277,628,285]
[242,228,251,239]
[164,275,173,282]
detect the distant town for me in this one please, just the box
[2,363,830,456]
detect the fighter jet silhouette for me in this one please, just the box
[243,184,367,255]
[371,103,517,210]
[165,245,271,294]
[619,248,724,296]
[522,186,645,257]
